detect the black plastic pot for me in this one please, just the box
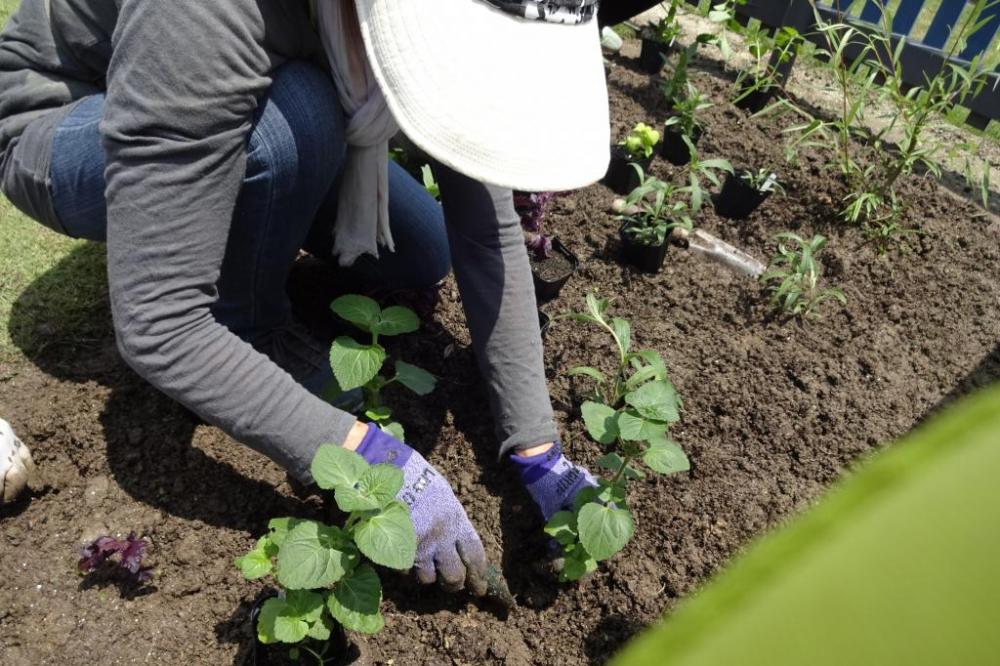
[734,76,775,113]
[660,124,702,166]
[530,237,579,303]
[619,223,669,274]
[714,171,772,220]
[603,146,651,195]
[638,37,671,73]
[251,594,356,666]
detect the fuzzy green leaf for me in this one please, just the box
[616,410,668,442]
[335,486,382,513]
[311,444,369,491]
[355,500,416,570]
[359,464,405,509]
[365,406,392,422]
[544,511,579,547]
[374,306,419,336]
[597,452,625,472]
[381,421,406,441]
[331,295,381,332]
[560,543,599,582]
[327,563,385,635]
[235,536,278,580]
[611,317,632,356]
[625,380,680,423]
[568,366,608,384]
[581,401,620,445]
[276,521,357,590]
[577,503,635,561]
[330,337,385,391]
[257,591,325,645]
[644,437,691,475]
[307,614,333,642]
[394,361,436,396]
[267,518,303,548]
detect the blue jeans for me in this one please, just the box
[49,61,450,345]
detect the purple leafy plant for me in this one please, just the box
[515,191,558,260]
[79,533,152,583]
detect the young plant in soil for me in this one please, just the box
[774,0,995,245]
[605,122,661,194]
[732,25,800,112]
[79,532,153,585]
[619,165,693,251]
[639,0,682,72]
[761,233,846,318]
[715,168,782,219]
[328,295,436,442]
[515,191,579,301]
[235,445,417,663]
[662,84,712,165]
[547,294,690,581]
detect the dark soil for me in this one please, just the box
[2,39,999,666]
[530,250,575,283]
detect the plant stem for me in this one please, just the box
[610,447,638,487]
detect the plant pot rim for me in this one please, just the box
[532,236,579,284]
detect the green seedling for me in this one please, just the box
[235,445,417,661]
[328,295,437,441]
[647,0,682,45]
[549,294,690,581]
[619,166,694,247]
[761,233,846,318]
[620,122,661,161]
[732,25,800,104]
[664,83,713,140]
[420,164,440,201]
[740,168,783,194]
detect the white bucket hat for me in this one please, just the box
[355,0,611,192]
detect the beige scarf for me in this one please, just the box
[316,0,398,266]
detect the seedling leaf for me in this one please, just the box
[330,337,386,391]
[327,563,385,634]
[544,511,579,546]
[581,401,620,445]
[355,500,416,570]
[644,437,691,475]
[380,421,406,441]
[235,536,277,580]
[616,410,668,442]
[331,295,381,332]
[569,366,608,384]
[561,544,599,582]
[597,452,625,472]
[625,380,680,423]
[374,306,420,336]
[577,502,634,561]
[394,361,436,396]
[276,521,357,590]
[311,444,368,490]
[358,464,404,509]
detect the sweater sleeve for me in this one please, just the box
[101,0,354,481]
[435,165,559,456]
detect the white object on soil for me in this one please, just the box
[1,418,38,504]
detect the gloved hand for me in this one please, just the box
[355,424,488,595]
[510,442,598,521]
[1,418,38,505]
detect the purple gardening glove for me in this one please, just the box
[355,424,488,595]
[510,442,599,522]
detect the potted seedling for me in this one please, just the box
[603,122,661,195]
[515,191,579,302]
[639,1,682,73]
[714,168,782,219]
[617,166,693,273]
[733,26,800,113]
[326,295,437,442]
[548,294,690,581]
[661,84,711,166]
[236,444,418,665]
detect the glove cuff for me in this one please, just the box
[509,442,566,485]
[355,423,414,468]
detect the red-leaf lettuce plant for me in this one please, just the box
[78,532,152,584]
[547,295,690,581]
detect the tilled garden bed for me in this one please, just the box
[1,41,998,666]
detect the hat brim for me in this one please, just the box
[356,0,611,191]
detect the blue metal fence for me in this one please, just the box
[695,0,1000,129]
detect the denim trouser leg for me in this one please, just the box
[48,61,450,355]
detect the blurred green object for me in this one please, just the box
[612,385,1000,666]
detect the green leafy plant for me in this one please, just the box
[420,164,440,201]
[733,25,800,104]
[661,0,741,104]
[619,166,694,246]
[663,83,713,139]
[761,233,846,318]
[328,295,437,441]
[620,122,661,161]
[646,0,682,46]
[547,295,690,581]
[774,0,996,243]
[680,140,733,212]
[740,168,783,194]
[235,445,417,661]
